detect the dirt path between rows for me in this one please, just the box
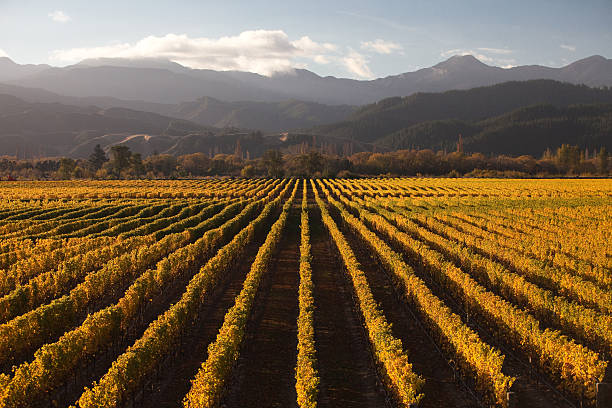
[308,198,390,408]
[222,204,301,408]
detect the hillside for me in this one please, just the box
[0,94,363,159]
[378,104,612,156]
[2,80,612,159]
[312,80,612,145]
[174,97,355,131]
[0,94,212,158]
[0,83,356,132]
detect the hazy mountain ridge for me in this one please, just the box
[174,97,355,131]
[2,54,611,105]
[0,81,356,132]
[0,93,359,159]
[372,55,612,94]
[0,94,214,158]
[1,73,612,159]
[0,57,51,82]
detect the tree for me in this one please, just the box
[88,144,108,171]
[144,154,177,177]
[57,158,76,179]
[261,150,284,178]
[598,147,609,174]
[296,151,323,176]
[130,153,145,177]
[556,144,580,173]
[109,145,132,176]
[178,153,211,176]
[241,164,257,177]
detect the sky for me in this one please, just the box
[0,0,611,79]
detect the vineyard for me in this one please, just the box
[0,178,610,408]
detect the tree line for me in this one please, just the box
[0,143,609,180]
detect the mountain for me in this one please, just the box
[0,94,360,158]
[4,64,291,104]
[0,82,176,114]
[312,80,612,143]
[0,83,356,131]
[174,97,355,131]
[365,55,612,101]
[75,57,189,73]
[377,104,612,156]
[2,55,611,105]
[1,78,611,159]
[0,94,214,158]
[0,57,51,82]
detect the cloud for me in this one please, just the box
[313,55,330,64]
[441,48,516,68]
[51,30,383,78]
[361,39,403,55]
[441,48,495,63]
[560,44,576,52]
[342,50,373,79]
[292,36,337,54]
[0,49,9,58]
[51,30,344,76]
[49,10,71,23]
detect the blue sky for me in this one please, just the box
[1,0,611,78]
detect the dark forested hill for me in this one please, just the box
[312,80,612,149]
[377,104,612,156]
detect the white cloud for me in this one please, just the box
[292,36,337,54]
[313,55,330,64]
[441,48,494,63]
[361,39,403,54]
[49,10,71,23]
[50,30,344,76]
[560,44,576,52]
[440,48,516,68]
[0,48,9,58]
[343,50,373,79]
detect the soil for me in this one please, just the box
[335,210,480,408]
[308,198,390,408]
[371,211,578,408]
[222,203,301,408]
[139,228,273,407]
[37,205,261,408]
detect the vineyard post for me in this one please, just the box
[506,391,517,408]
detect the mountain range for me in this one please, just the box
[1,54,611,106]
[0,54,611,159]
[1,80,611,159]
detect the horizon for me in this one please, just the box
[1,0,611,79]
[1,53,610,82]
